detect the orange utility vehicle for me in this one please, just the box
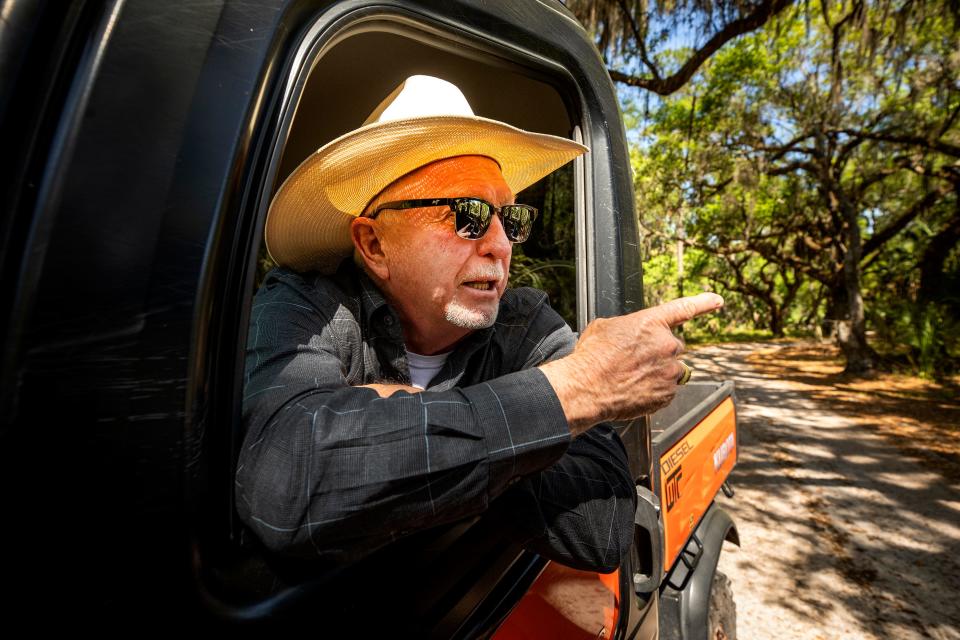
[1,0,739,637]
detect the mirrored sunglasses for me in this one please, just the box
[369,197,539,243]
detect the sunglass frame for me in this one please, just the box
[369,197,539,243]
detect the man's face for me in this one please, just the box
[362,155,514,350]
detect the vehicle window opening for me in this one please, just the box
[224,16,586,606]
[254,25,580,328]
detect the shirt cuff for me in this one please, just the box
[461,367,572,498]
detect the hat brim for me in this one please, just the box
[265,115,588,273]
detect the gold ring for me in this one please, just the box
[677,361,693,385]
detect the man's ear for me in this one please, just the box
[351,217,390,280]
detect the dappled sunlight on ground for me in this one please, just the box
[686,340,960,640]
[745,342,960,482]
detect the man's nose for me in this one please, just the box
[476,213,512,259]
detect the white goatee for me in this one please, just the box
[445,300,498,329]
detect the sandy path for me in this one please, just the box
[686,342,960,640]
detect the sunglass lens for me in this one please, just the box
[501,206,535,242]
[453,200,537,242]
[454,199,493,239]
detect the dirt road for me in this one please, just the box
[686,341,960,640]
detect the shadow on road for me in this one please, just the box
[688,341,960,640]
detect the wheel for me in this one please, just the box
[707,570,737,640]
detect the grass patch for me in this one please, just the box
[684,328,773,345]
[684,326,816,346]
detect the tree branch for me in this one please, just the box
[767,160,817,176]
[608,0,797,95]
[616,0,661,80]
[861,189,946,257]
[838,129,960,158]
[935,97,960,139]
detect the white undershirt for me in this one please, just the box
[405,349,451,390]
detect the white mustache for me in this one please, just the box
[461,266,504,283]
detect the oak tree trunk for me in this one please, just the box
[837,201,876,374]
[768,306,785,338]
[918,193,960,305]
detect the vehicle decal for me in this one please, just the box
[659,397,737,572]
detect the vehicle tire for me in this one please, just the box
[707,570,737,640]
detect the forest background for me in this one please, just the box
[547,0,960,378]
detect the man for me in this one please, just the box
[237,76,722,575]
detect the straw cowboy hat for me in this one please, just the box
[264,75,588,273]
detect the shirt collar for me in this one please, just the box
[356,265,394,329]
[331,258,393,328]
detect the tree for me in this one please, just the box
[630,0,960,373]
[568,0,797,95]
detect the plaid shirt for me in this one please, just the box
[236,259,635,572]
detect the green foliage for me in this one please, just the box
[870,298,960,377]
[513,163,578,328]
[509,252,577,328]
[625,0,960,373]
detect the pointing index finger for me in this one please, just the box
[653,293,725,327]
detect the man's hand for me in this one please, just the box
[540,293,724,437]
[360,383,422,397]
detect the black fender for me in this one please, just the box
[658,503,740,640]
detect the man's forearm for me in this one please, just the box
[238,368,571,563]
[495,422,636,572]
[538,357,601,437]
